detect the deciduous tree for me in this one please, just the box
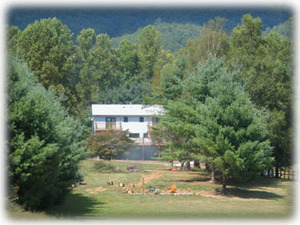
[17,18,77,113]
[230,14,293,173]
[86,130,134,160]
[138,25,161,80]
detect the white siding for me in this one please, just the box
[93,116,150,137]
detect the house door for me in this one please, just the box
[106,117,116,129]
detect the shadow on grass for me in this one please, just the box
[176,177,219,183]
[45,193,106,218]
[225,187,283,200]
[234,177,293,190]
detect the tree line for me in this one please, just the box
[7,13,292,207]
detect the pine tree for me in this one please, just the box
[8,56,86,210]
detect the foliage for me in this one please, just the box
[15,18,78,113]
[86,130,134,160]
[230,14,293,169]
[186,17,229,67]
[113,20,203,53]
[191,58,273,184]
[9,8,291,41]
[137,25,162,81]
[264,17,293,39]
[96,83,151,104]
[8,56,86,210]
[93,161,122,173]
[7,25,21,53]
[155,57,273,192]
[6,11,293,210]
[116,39,139,83]
[74,31,120,111]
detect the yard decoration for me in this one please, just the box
[167,184,177,193]
[127,165,139,172]
[107,180,114,185]
[149,186,155,193]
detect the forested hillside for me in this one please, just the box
[112,20,203,53]
[8,7,291,39]
[7,9,293,212]
[264,17,293,38]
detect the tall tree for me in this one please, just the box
[16,18,77,113]
[74,28,97,110]
[138,25,161,80]
[116,39,139,85]
[230,14,293,173]
[189,58,273,193]
[186,17,229,68]
[155,57,273,193]
[8,56,86,210]
[75,32,117,109]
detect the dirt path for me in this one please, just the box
[136,170,162,187]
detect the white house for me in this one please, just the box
[91,104,164,145]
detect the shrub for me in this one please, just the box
[93,161,122,173]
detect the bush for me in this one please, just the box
[93,161,122,173]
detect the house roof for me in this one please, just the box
[91,104,164,116]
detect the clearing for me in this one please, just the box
[10,159,295,219]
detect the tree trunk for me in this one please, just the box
[180,161,185,171]
[210,164,216,183]
[186,161,191,171]
[220,178,226,195]
[275,166,279,178]
[194,160,200,168]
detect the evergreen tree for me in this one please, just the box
[8,56,86,210]
[155,57,273,193]
[189,58,273,193]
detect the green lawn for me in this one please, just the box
[41,159,294,219]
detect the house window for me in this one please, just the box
[139,117,144,122]
[129,133,140,138]
[143,133,149,138]
[105,117,116,129]
[124,117,128,122]
[152,117,160,125]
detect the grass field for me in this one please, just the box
[8,159,295,220]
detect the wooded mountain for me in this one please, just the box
[8,7,292,40]
[112,20,203,53]
[264,17,293,38]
